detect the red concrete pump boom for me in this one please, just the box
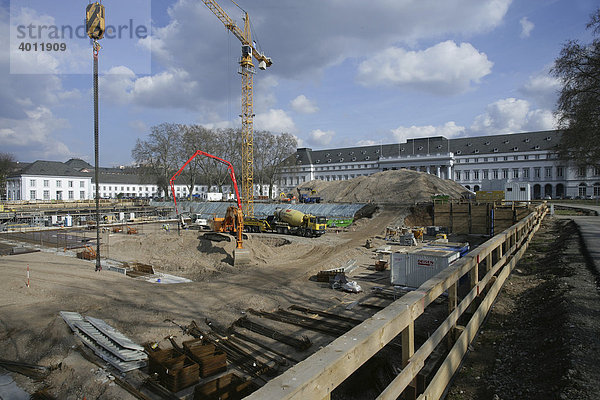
[169,150,242,215]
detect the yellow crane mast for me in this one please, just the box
[202,0,272,218]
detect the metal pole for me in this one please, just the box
[93,41,101,272]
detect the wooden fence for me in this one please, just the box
[247,202,548,400]
[434,202,534,235]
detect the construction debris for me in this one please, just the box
[60,312,147,372]
[124,262,154,278]
[375,259,389,271]
[316,259,358,282]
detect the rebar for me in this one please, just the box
[234,317,312,351]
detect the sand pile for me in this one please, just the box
[297,169,467,204]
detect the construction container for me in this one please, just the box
[203,192,223,201]
[476,190,505,202]
[391,248,460,288]
[504,182,531,202]
[426,241,470,257]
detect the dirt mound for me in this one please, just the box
[297,169,467,204]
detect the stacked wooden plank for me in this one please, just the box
[183,339,227,378]
[193,373,257,400]
[147,347,199,392]
[60,312,146,372]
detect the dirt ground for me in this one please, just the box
[297,169,469,203]
[0,206,417,399]
[5,205,595,399]
[446,217,600,400]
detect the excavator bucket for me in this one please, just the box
[233,248,250,266]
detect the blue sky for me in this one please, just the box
[0,0,597,165]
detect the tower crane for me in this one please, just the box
[202,0,272,218]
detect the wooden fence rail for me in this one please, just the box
[247,203,548,400]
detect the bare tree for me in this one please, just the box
[181,125,213,199]
[131,123,183,198]
[254,131,297,198]
[212,128,242,193]
[551,8,600,167]
[0,153,16,200]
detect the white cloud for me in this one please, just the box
[308,129,335,147]
[292,134,305,148]
[141,0,511,100]
[291,95,319,114]
[0,8,81,160]
[99,66,199,109]
[254,109,295,133]
[391,122,465,142]
[356,41,493,94]
[356,139,378,146]
[470,98,557,135]
[519,17,534,38]
[0,106,73,160]
[133,69,198,108]
[520,70,560,109]
[255,76,279,112]
[99,66,136,105]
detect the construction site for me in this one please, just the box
[0,165,565,399]
[3,1,600,400]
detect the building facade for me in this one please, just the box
[276,130,600,200]
[5,159,279,202]
[6,161,93,201]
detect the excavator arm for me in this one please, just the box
[202,0,272,68]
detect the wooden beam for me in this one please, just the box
[402,322,415,367]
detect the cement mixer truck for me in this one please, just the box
[244,208,327,237]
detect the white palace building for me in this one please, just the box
[276,130,600,200]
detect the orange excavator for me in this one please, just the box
[170,150,249,266]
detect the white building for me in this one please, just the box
[6,161,93,201]
[5,158,280,202]
[276,130,600,200]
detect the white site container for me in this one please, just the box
[204,192,223,201]
[504,182,531,202]
[391,248,460,288]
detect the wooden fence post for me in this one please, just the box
[402,321,416,399]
